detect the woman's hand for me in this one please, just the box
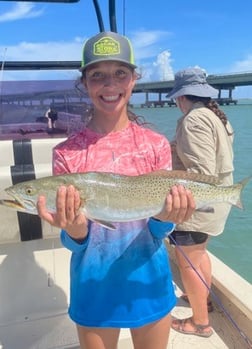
[37,185,88,240]
[154,184,195,224]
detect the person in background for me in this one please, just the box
[37,31,195,349]
[45,106,58,129]
[167,67,234,338]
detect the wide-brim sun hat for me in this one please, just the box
[167,67,218,99]
[79,31,137,72]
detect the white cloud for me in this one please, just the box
[0,38,85,80]
[2,31,168,65]
[135,51,174,82]
[0,3,43,22]
[154,51,174,81]
[1,37,84,61]
[127,30,174,82]
[231,54,252,72]
[0,30,176,82]
[130,30,172,61]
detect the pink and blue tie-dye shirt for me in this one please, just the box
[54,122,176,328]
[53,122,171,175]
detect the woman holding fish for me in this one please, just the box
[37,31,195,349]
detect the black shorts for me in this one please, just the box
[169,230,208,246]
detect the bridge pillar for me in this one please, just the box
[229,88,232,99]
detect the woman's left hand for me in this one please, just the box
[154,184,195,224]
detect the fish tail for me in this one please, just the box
[232,176,251,209]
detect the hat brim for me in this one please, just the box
[167,84,218,99]
[79,58,137,72]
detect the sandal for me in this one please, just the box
[172,317,213,338]
[180,293,214,313]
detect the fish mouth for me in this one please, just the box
[1,191,37,213]
[0,199,27,211]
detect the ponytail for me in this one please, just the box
[185,95,233,136]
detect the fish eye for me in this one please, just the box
[25,186,34,195]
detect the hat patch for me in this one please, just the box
[93,37,120,56]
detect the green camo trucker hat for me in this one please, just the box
[80,31,137,72]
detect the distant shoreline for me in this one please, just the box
[132,98,252,109]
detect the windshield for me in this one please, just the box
[0,0,119,140]
[0,76,91,140]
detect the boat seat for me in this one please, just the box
[0,138,65,244]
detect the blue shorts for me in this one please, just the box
[169,230,208,246]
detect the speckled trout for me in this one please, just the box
[0,170,250,229]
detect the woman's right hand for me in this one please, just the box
[154,184,195,224]
[37,185,88,240]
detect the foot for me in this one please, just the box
[180,293,214,312]
[172,317,213,338]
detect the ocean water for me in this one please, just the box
[133,102,252,283]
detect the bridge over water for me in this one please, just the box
[1,62,252,106]
[133,72,252,107]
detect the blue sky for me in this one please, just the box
[0,0,252,97]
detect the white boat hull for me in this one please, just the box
[0,138,251,348]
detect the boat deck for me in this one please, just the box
[0,248,250,349]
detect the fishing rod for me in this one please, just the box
[91,0,118,33]
[109,0,117,32]
[92,0,105,32]
[169,234,252,349]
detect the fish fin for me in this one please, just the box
[196,206,215,213]
[82,208,116,230]
[232,175,252,209]
[144,170,221,185]
[90,218,116,230]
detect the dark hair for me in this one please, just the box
[184,95,233,136]
[127,109,149,126]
